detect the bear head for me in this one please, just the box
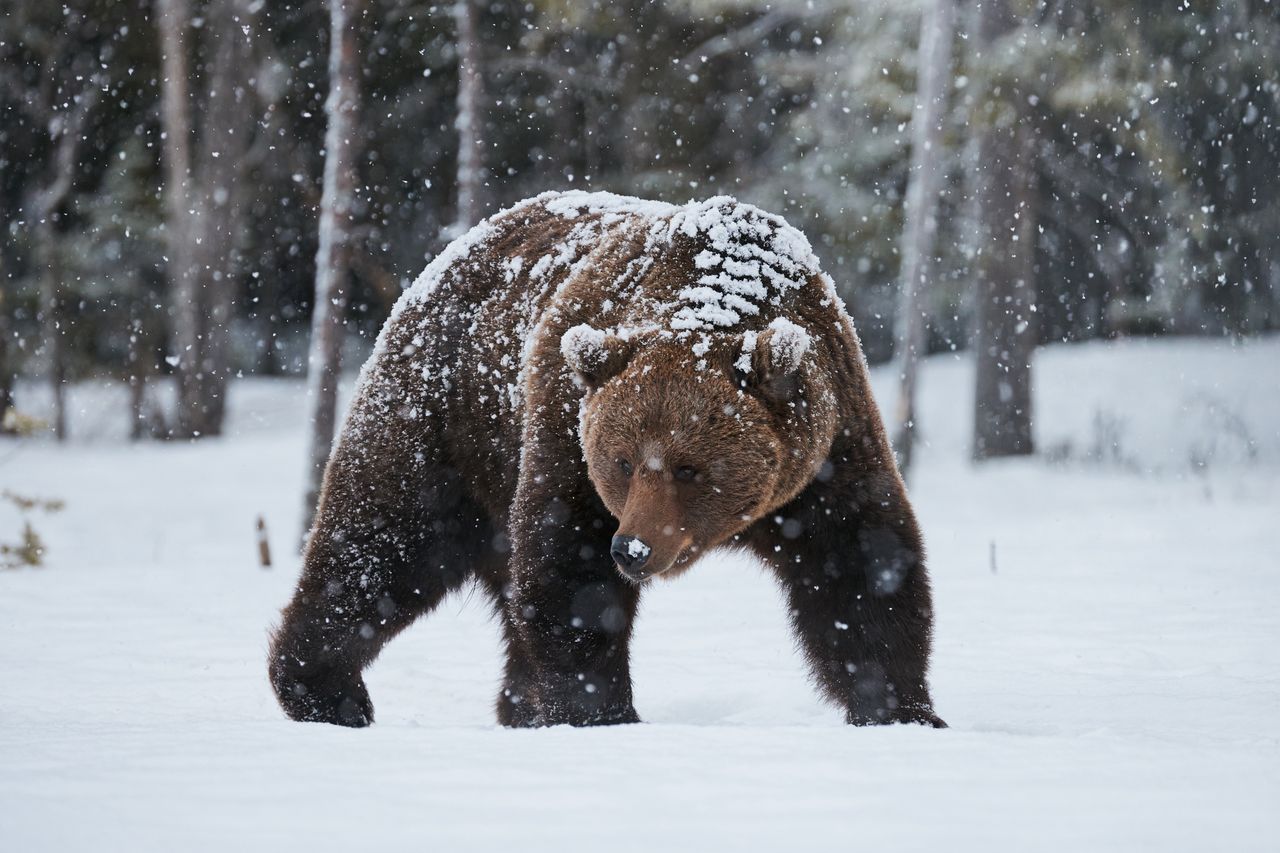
[562,319,833,582]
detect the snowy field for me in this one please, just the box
[2,336,1277,851]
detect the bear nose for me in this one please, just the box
[610,534,652,575]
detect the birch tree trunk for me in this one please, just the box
[970,0,1036,460]
[449,0,483,237]
[302,0,363,537]
[893,0,955,474]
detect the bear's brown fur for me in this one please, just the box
[269,191,944,728]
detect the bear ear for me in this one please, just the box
[732,318,811,402]
[561,324,635,389]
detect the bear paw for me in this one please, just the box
[272,665,374,728]
[846,705,947,728]
[896,707,947,728]
[541,701,641,728]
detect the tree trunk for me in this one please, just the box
[970,0,1036,460]
[448,0,483,237]
[893,0,955,474]
[302,0,363,537]
[158,0,255,439]
[127,310,146,441]
[27,79,97,443]
[0,286,13,433]
[38,223,67,442]
[193,0,255,436]
[156,0,199,437]
[253,271,283,376]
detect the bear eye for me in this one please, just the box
[674,465,698,483]
[618,459,633,477]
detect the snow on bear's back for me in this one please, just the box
[536,190,825,333]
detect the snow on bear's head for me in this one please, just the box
[563,319,826,583]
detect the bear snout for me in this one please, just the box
[610,534,652,579]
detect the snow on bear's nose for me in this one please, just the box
[610,534,652,577]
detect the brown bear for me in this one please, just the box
[269,191,944,729]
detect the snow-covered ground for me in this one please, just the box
[2,336,1277,851]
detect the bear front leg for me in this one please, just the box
[474,573,546,728]
[746,469,945,728]
[505,487,642,727]
[269,433,487,727]
[494,614,546,728]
